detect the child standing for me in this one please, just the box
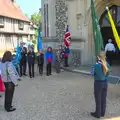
[45,47,54,76]
[27,47,35,78]
[55,49,60,74]
[64,47,70,67]
[37,51,44,75]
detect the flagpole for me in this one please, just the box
[91,0,104,57]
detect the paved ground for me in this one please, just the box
[64,65,120,77]
[0,72,120,120]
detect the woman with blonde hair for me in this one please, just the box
[91,51,110,119]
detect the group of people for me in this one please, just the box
[0,43,71,112]
[19,43,70,78]
[0,41,111,119]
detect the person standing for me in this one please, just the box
[0,69,5,96]
[27,47,35,78]
[12,54,19,75]
[91,51,110,118]
[12,54,21,81]
[105,39,115,66]
[64,47,70,67]
[55,49,61,74]
[1,51,18,112]
[37,51,44,75]
[59,45,65,71]
[0,58,3,97]
[45,47,54,76]
[20,47,27,76]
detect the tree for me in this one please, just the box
[31,13,42,29]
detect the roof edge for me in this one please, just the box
[0,15,30,23]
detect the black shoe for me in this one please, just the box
[64,65,69,67]
[18,78,21,81]
[101,115,104,117]
[91,112,100,119]
[6,108,16,112]
[101,114,105,117]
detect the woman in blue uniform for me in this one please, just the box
[91,51,110,119]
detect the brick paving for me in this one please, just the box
[0,72,120,120]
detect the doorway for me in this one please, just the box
[99,5,120,64]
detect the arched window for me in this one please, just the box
[99,5,120,27]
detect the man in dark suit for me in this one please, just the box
[20,47,27,77]
[27,47,35,78]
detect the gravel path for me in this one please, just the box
[0,72,120,120]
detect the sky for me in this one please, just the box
[16,0,41,17]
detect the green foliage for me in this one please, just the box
[32,40,36,45]
[35,29,38,37]
[31,13,42,28]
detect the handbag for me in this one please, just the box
[0,75,5,92]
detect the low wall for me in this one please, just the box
[42,37,87,66]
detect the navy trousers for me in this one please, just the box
[94,80,108,117]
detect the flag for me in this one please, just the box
[37,28,42,52]
[106,7,120,50]
[15,45,21,64]
[64,26,72,48]
[91,0,104,57]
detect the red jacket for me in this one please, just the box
[64,53,68,59]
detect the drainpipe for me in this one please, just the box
[84,0,87,26]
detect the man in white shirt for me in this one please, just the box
[105,39,115,66]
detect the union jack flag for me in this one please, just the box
[64,26,72,48]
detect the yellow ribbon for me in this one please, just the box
[106,7,120,50]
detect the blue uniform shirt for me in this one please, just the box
[93,63,110,81]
